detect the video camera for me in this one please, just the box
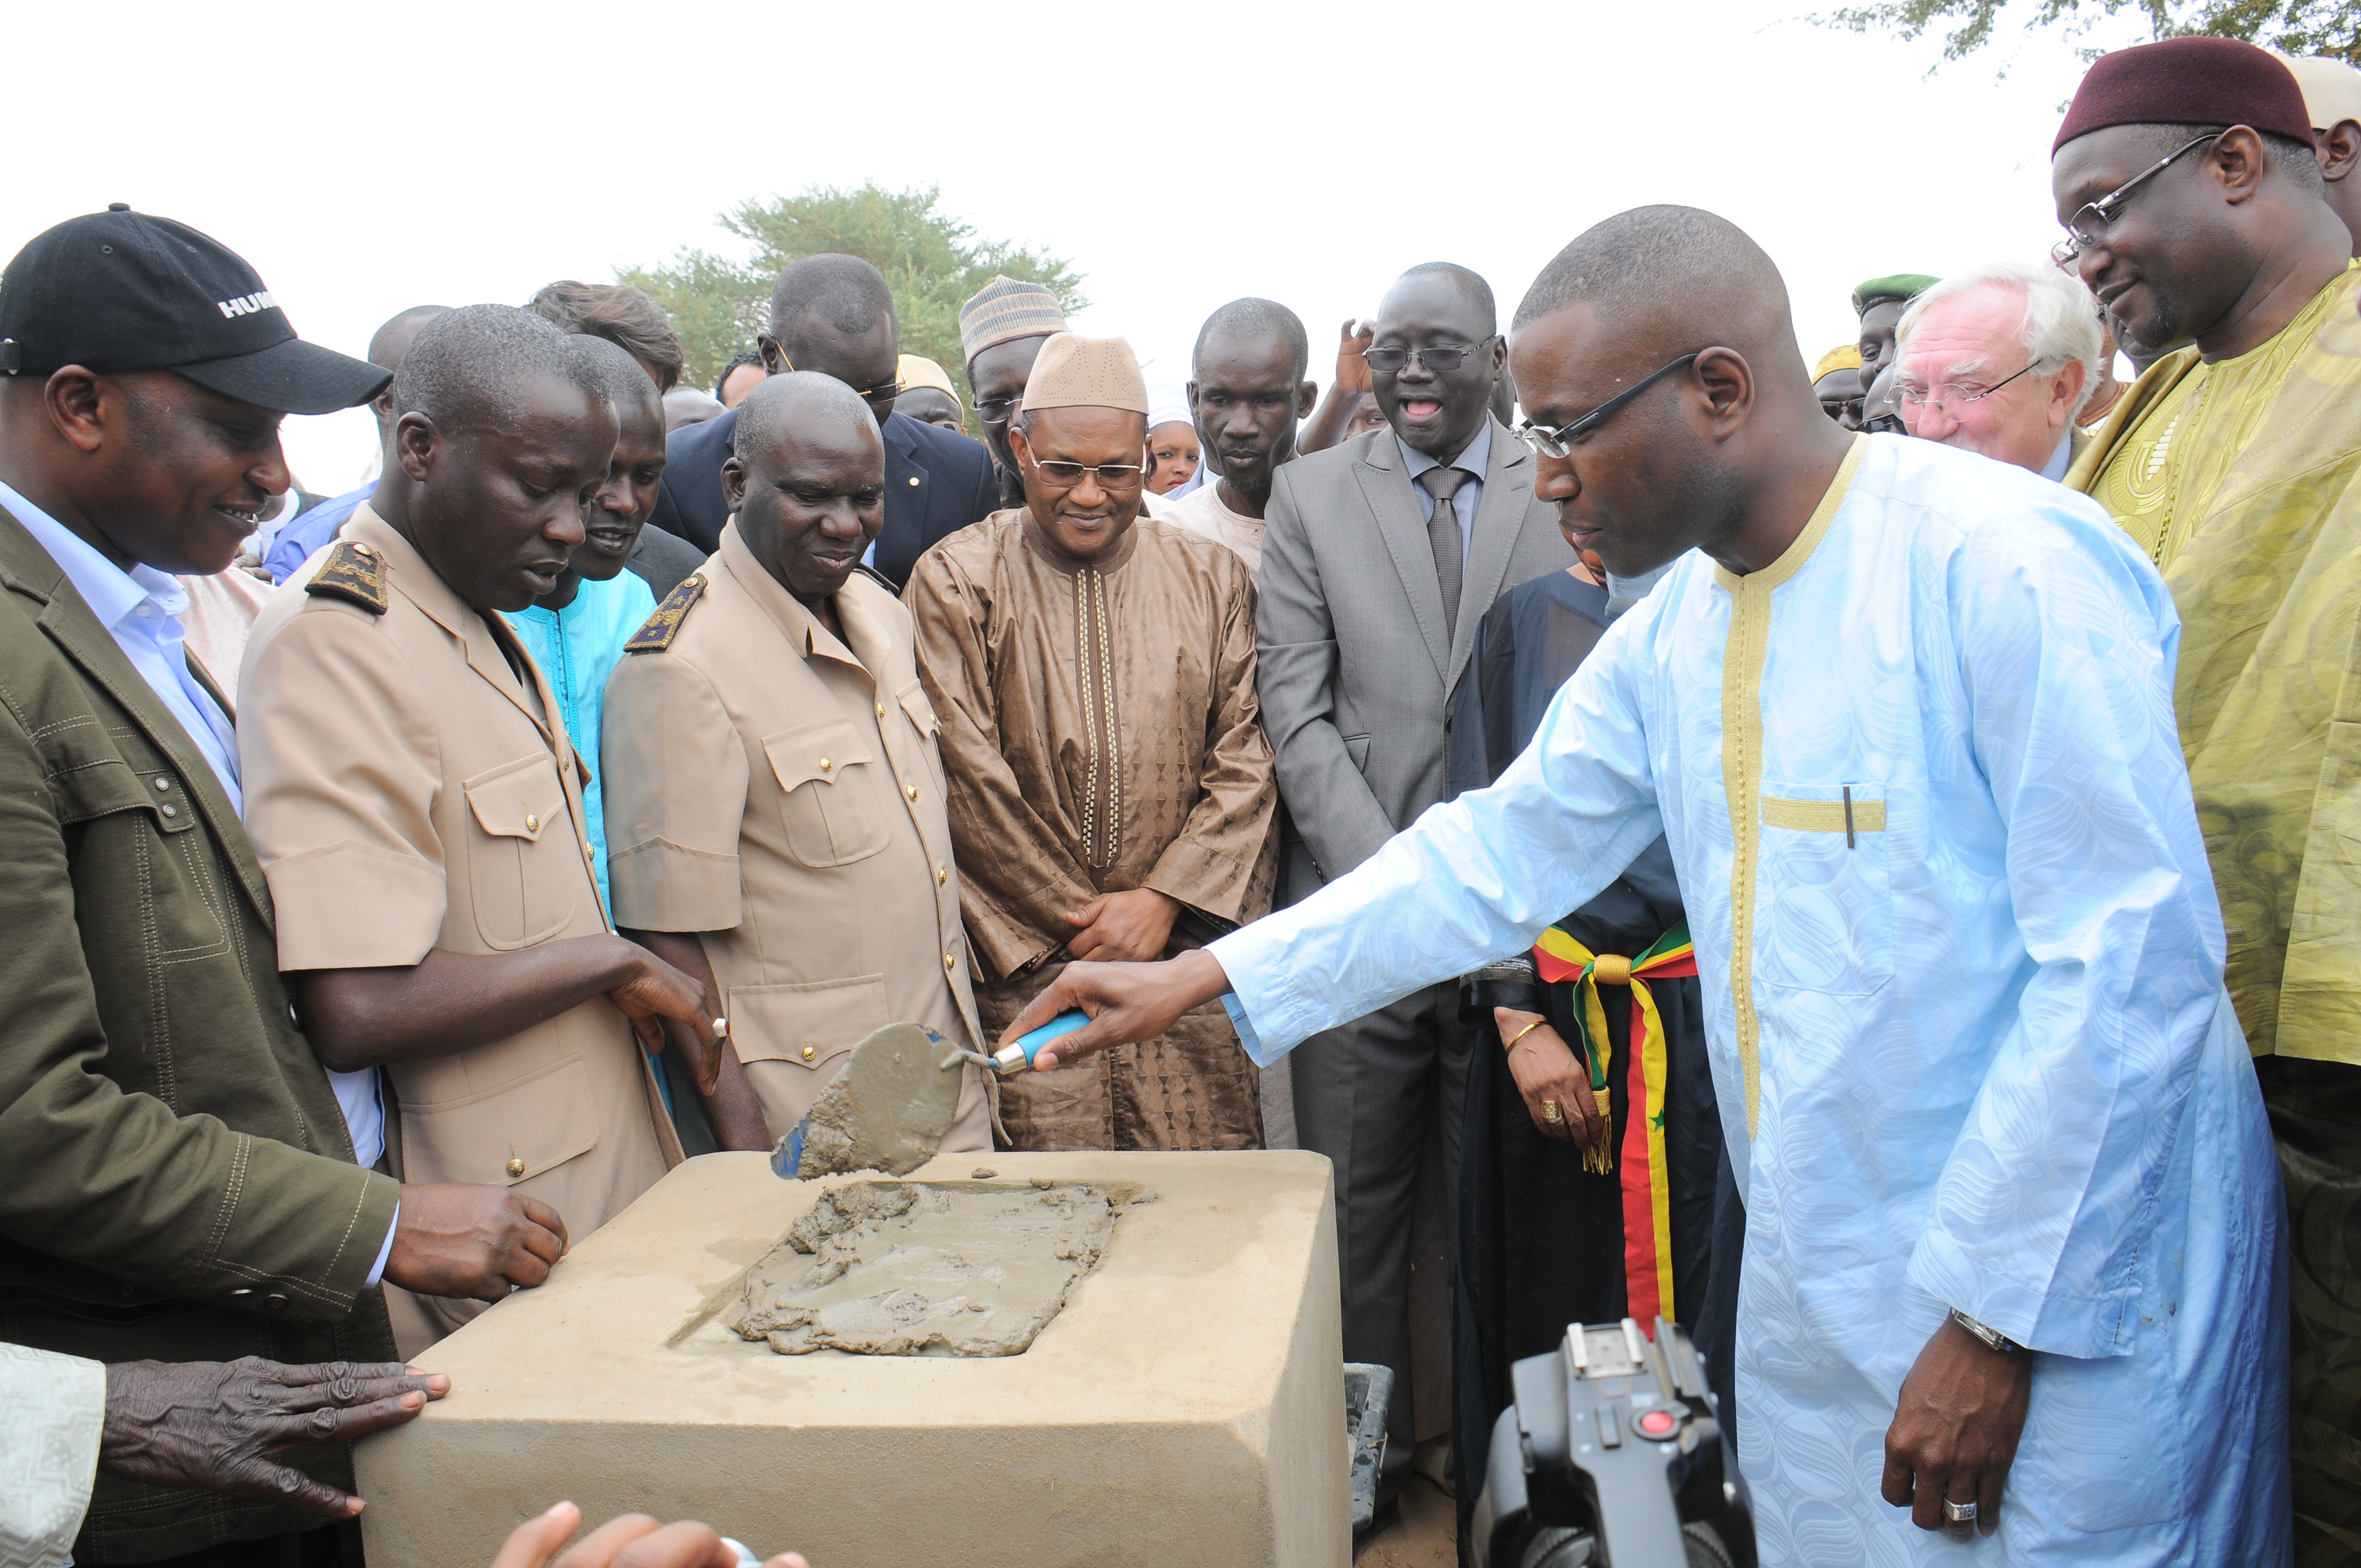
[1470,1317,1755,1568]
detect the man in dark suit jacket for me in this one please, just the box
[648,254,996,589]
[0,209,563,1566]
[1254,263,1575,1505]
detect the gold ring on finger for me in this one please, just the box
[1541,1099,1563,1123]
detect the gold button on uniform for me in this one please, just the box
[801,1044,817,1061]
[819,757,833,771]
[936,866,948,886]
[907,476,921,486]
[351,543,374,557]
[506,1156,526,1178]
[875,703,886,718]
[944,951,956,971]
[525,812,540,832]
[906,785,920,801]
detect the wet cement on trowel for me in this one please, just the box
[729,1182,1134,1357]
[792,1023,961,1179]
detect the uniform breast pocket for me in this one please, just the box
[763,716,890,868]
[462,753,580,951]
[1756,782,1894,997]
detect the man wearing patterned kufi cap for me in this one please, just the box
[2056,36,2361,1559]
[959,276,1070,506]
[906,334,1278,1150]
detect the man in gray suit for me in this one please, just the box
[1257,262,1573,1500]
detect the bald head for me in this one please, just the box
[369,305,451,371]
[1394,262,1495,328]
[393,304,608,439]
[574,334,662,424]
[1514,205,1803,378]
[1194,297,1310,382]
[1508,205,1852,582]
[724,371,886,605]
[732,370,879,466]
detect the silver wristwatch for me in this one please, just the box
[1950,1307,2020,1353]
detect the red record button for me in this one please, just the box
[1635,1409,1678,1439]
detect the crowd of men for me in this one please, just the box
[4,30,2361,1568]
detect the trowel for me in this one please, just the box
[769,1012,1094,1181]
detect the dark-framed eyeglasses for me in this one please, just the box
[1025,453,1145,489]
[771,344,904,411]
[2051,130,2223,271]
[1515,352,1701,459]
[1894,361,2040,414]
[974,394,1020,422]
[1361,336,1498,375]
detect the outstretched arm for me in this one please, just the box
[1005,612,1667,1066]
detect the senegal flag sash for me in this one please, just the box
[1528,920,1698,1331]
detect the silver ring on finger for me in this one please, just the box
[1943,1498,1978,1525]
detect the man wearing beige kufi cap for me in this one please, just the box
[907,334,1279,1150]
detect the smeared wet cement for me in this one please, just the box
[728,1182,1125,1357]
[792,1023,964,1178]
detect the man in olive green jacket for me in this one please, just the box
[0,209,575,1566]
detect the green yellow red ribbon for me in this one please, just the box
[1528,920,1696,1329]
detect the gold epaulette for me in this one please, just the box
[304,540,389,615]
[625,574,706,652]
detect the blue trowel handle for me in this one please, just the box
[771,1121,807,1178]
[992,1010,1090,1074]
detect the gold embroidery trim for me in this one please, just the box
[1714,433,1867,1138]
[1761,797,1887,832]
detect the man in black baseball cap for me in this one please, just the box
[1,203,388,416]
[0,210,571,1566]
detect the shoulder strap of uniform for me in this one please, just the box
[625,573,707,653]
[304,540,389,615]
[849,563,899,597]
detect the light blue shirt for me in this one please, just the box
[1215,434,2288,1562]
[0,479,394,1280]
[1396,422,1490,559]
[2039,427,2075,483]
[502,571,658,908]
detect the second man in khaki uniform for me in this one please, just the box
[239,307,718,1353]
[602,371,993,1150]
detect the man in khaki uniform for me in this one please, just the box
[603,372,992,1150]
[240,306,716,1353]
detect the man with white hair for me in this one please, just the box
[1893,260,2102,480]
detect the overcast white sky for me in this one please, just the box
[8,0,2153,491]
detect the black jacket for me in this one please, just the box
[649,407,998,591]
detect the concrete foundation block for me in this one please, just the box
[355,1150,1347,1567]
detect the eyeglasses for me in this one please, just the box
[1025,454,1145,489]
[1361,336,1498,375]
[768,343,904,411]
[2051,131,2222,270]
[975,394,1020,422]
[1894,361,2040,414]
[1514,352,1701,459]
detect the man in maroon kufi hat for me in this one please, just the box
[2057,37,2361,1558]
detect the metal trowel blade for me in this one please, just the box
[771,1022,965,1180]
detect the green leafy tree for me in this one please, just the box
[1818,0,2360,65]
[623,183,1086,431]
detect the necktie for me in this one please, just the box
[1419,466,1469,640]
